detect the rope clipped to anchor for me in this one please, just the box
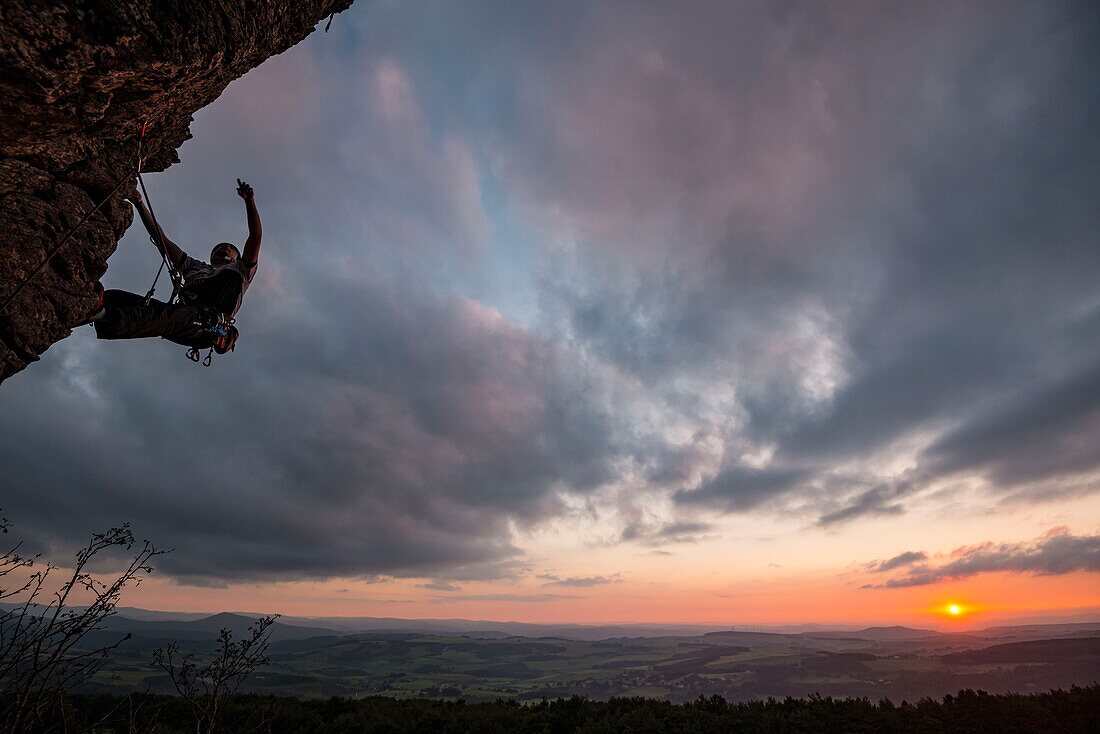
[132,124,227,368]
[0,144,137,315]
[0,121,175,317]
[134,122,183,306]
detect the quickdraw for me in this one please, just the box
[186,345,210,366]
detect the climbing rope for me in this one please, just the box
[132,126,229,369]
[0,122,173,316]
[0,164,133,315]
[132,127,223,368]
[134,123,183,304]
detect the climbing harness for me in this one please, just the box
[186,314,237,367]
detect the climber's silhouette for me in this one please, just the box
[84,180,261,357]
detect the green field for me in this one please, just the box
[84,627,1100,704]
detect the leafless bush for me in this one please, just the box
[0,514,163,734]
[154,615,277,734]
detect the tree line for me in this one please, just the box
[44,686,1100,733]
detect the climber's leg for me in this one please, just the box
[93,289,207,345]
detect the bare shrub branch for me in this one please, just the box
[154,615,277,734]
[0,515,165,734]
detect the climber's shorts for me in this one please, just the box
[93,289,213,349]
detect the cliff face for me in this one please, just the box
[0,0,351,382]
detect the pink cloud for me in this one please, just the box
[499,17,848,264]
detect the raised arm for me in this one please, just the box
[129,189,185,268]
[237,179,262,265]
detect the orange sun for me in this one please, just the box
[937,601,972,619]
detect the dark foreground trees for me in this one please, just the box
[0,516,161,734]
[45,685,1100,734]
[0,514,280,733]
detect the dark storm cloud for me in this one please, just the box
[864,529,1100,588]
[924,363,1100,488]
[468,0,1100,522]
[674,466,811,513]
[0,265,621,583]
[756,3,1100,500]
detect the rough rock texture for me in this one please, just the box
[0,0,352,383]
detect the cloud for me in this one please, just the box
[490,2,848,260]
[865,529,1100,588]
[815,478,913,527]
[417,581,462,592]
[196,52,491,259]
[434,593,583,603]
[0,266,623,583]
[675,466,811,513]
[620,519,715,547]
[865,551,928,574]
[538,573,621,588]
[923,363,1100,488]
[500,0,1100,527]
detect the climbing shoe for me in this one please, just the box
[77,281,105,326]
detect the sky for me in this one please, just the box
[2,0,1098,629]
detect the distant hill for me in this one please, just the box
[102,612,339,642]
[974,622,1100,640]
[702,630,793,642]
[112,606,212,623]
[7,603,1095,644]
[805,626,941,641]
[942,637,1100,665]
[271,615,733,640]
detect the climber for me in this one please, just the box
[83,179,261,356]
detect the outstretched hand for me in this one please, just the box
[236,178,254,201]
